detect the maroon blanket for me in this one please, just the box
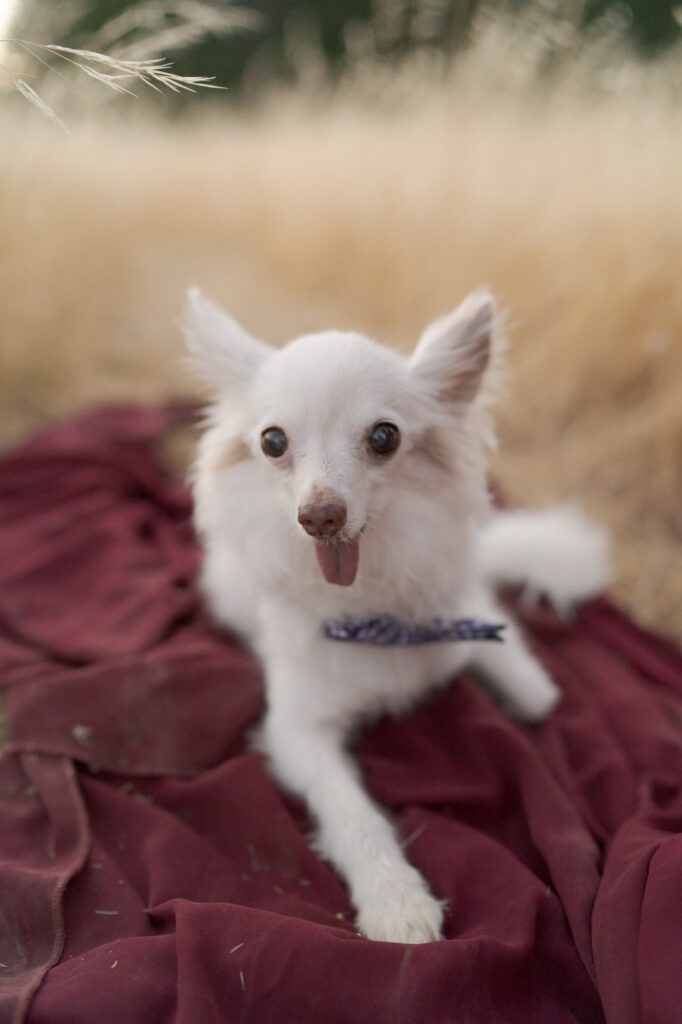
[1,406,681,1024]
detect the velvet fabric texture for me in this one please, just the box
[1,405,680,1024]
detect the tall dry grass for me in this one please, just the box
[1,30,680,640]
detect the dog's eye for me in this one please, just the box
[261,427,288,458]
[368,422,400,457]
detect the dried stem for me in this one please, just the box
[0,35,223,129]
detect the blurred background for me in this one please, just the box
[0,0,681,639]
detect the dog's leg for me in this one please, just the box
[467,596,561,723]
[263,700,444,943]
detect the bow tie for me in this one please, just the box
[322,615,506,646]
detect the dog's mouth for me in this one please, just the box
[314,537,360,587]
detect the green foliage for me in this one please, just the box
[13,0,682,105]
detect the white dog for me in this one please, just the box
[185,286,608,944]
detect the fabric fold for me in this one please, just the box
[0,404,680,1024]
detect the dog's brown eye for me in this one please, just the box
[261,427,288,458]
[368,422,400,457]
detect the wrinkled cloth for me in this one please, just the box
[1,405,681,1024]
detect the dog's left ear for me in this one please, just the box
[410,288,495,404]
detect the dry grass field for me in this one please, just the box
[1,34,681,642]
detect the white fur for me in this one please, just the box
[479,505,610,619]
[186,287,610,944]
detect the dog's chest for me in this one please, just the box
[335,643,466,721]
[263,607,468,725]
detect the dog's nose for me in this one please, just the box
[297,502,347,539]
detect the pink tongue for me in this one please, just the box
[315,539,360,586]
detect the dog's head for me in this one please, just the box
[186,287,500,588]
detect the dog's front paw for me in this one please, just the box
[356,872,444,943]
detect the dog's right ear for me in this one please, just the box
[184,287,271,391]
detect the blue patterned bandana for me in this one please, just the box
[322,615,506,646]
